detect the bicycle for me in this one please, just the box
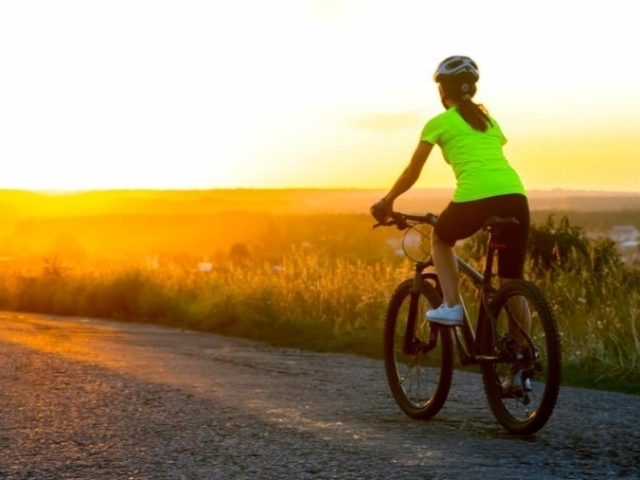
[375,210,561,435]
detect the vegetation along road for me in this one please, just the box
[1,312,638,479]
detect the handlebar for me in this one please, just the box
[373,211,438,230]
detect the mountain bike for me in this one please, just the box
[375,210,561,435]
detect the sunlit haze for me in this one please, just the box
[1,1,639,192]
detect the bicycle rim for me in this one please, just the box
[481,280,561,435]
[383,277,454,420]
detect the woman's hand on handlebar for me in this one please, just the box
[370,198,393,223]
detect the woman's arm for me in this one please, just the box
[383,140,434,203]
[370,140,434,222]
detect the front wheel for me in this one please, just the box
[383,276,454,420]
[480,280,561,435]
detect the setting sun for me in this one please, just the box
[1,0,639,192]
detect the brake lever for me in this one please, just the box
[391,213,410,231]
[372,221,393,229]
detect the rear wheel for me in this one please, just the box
[383,276,454,420]
[481,280,561,435]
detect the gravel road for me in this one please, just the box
[1,312,638,480]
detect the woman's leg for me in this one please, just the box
[500,277,533,390]
[496,195,531,345]
[499,277,531,344]
[432,233,460,306]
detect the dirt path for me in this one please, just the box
[1,312,638,479]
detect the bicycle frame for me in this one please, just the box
[406,227,505,366]
[405,244,500,366]
[452,244,500,366]
[376,211,529,366]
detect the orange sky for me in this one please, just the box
[1,1,639,192]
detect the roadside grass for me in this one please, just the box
[533,261,640,395]
[0,247,638,395]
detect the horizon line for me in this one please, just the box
[1,186,638,196]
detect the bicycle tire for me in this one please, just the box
[480,280,561,435]
[383,276,454,420]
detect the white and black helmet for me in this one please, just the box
[433,56,480,83]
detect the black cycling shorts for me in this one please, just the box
[433,193,530,279]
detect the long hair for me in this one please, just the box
[439,78,492,132]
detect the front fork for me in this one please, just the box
[402,261,439,355]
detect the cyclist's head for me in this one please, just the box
[433,55,479,83]
[433,55,479,104]
[433,55,492,132]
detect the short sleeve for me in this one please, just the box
[492,117,507,145]
[420,115,444,144]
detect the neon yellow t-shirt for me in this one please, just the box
[420,107,526,202]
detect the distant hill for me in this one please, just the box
[0,188,638,220]
[0,188,637,261]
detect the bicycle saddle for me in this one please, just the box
[482,216,519,231]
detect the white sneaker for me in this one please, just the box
[426,303,463,326]
[502,369,532,397]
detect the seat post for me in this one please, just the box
[483,232,497,284]
[480,216,519,285]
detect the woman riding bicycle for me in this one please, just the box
[371,55,530,328]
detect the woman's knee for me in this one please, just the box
[432,232,454,248]
[432,233,445,247]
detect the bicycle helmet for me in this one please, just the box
[433,56,480,83]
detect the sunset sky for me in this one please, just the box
[1,0,639,192]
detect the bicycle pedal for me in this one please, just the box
[501,386,525,399]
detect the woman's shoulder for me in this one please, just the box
[487,114,506,134]
[425,108,458,126]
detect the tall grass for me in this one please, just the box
[1,230,638,393]
[0,252,405,358]
[534,261,640,386]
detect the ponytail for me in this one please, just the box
[440,80,492,132]
[458,96,492,132]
